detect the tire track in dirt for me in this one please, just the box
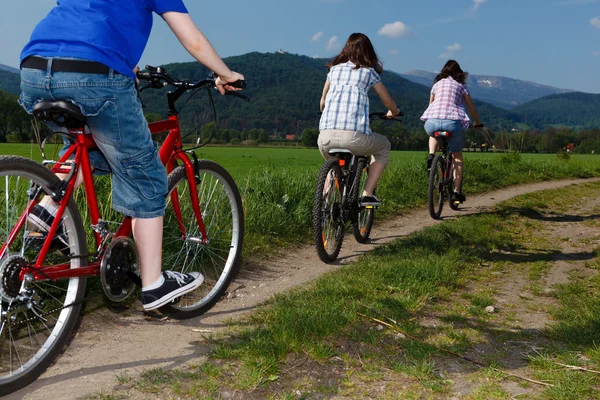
[8,177,600,400]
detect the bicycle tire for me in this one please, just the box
[448,165,460,210]
[352,159,374,243]
[427,155,446,220]
[313,160,344,263]
[0,156,87,396]
[159,160,243,319]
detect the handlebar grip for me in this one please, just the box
[227,80,247,89]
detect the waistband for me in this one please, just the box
[21,56,118,75]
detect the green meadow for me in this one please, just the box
[1,143,599,255]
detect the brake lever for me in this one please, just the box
[224,91,251,102]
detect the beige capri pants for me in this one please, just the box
[317,130,391,165]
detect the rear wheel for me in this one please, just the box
[313,161,344,263]
[0,156,86,396]
[352,159,374,243]
[448,162,460,210]
[159,160,243,319]
[427,155,446,220]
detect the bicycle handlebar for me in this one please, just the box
[369,111,403,121]
[137,65,250,102]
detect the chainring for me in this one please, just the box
[100,237,140,303]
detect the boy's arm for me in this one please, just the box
[373,82,401,117]
[320,80,330,112]
[162,12,244,93]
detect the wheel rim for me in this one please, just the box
[321,169,342,256]
[0,169,82,384]
[162,168,241,311]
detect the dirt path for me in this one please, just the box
[8,177,600,400]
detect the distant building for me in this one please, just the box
[285,134,296,141]
[278,49,288,54]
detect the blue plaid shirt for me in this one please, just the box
[319,61,381,135]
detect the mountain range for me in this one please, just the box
[0,53,598,132]
[399,70,574,110]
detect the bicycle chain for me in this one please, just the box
[3,299,83,330]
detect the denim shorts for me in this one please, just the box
[19,57,168,218]
[424,119,466,153]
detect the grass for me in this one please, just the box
[99,182,600,399]
[2,143,600,257]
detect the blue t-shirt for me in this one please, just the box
[20,0,188,78]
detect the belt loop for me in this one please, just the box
[108,68,114,80]
[46,57,53,78]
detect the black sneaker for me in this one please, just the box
[452,191,466,203]
[141,270,204,311]
[426,154,435,171]
[25,204,70,253]
[359,195,381,207]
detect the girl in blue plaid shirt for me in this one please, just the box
[318,33,401,207]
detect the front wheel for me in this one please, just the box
[159,160,243,319]
[427,155,446,220]
[0,156,87,396]
[313,161,344,263]
[352,159,374,243]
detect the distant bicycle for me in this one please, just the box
[427,124,483,219]
[313,112,402,263]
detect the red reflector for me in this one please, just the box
[339,160,346,167]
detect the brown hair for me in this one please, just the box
[327,33,383,74]
[434,60,468,85]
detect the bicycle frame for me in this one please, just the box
[1,113,206,282]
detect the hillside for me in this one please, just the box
[400,70,573,110]
[512,92,600,129]
[0,63,19,74]
[0,69,20,95]
[139,52,518,134]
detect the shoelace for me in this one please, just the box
[165,270,189,286]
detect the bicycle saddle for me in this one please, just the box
[328,148,354,156]
[33,101,86,129]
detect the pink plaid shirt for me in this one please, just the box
[420,77,470,130]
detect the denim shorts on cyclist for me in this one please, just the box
[19,57,168,218]
[424,119,465,153]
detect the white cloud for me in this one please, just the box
[326,36,340,51]
[472,0,487,11]
[377,21,411,39]
[312,32,324,42]
[440,43,462,59]
[591,16,600,29]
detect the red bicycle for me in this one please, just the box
[0,65,248,394]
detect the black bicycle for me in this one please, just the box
[313,112,401,263]
[427,124,483,219]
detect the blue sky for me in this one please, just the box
[1,0,599,92]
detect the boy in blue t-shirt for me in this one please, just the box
[19,0,244,311]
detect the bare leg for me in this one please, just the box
[452,152,464,192]
[428,137,438,155]
[362,161,385,196]
[132,216,164,287]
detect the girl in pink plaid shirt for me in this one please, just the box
[421,60,483,203]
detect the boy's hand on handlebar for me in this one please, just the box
[215,72,245,95]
